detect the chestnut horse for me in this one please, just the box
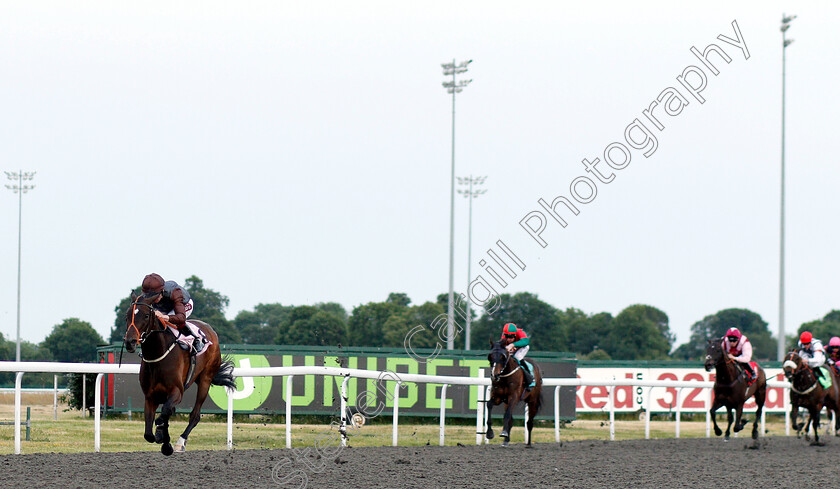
[782,351,840,445]
[124,292,235,455]
[485,341,542,447]
[704,339,766,440]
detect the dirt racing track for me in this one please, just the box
[1,436,832,489]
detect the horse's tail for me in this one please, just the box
[212,356,237,390]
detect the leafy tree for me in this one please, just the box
[42,318,105,363]
[602,304,673,360]
[315,302,349,323]
[564,309,613,356]
[469,292,565,351]
[277,306,346,346]
[582,348,612,361]
[386,293,411,307]
[234,303,293,344]
[383,301,446,348]
[347,302,402,347]
[675,308,776,360]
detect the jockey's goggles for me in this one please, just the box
[504,334,516,339]
[727,336,738,342]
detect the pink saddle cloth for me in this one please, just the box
[167,322,212,355]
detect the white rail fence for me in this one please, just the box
[0,362,795,455]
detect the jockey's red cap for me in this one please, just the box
[725,327,741,340]
[800,331,813,344]
[141,273,165,294]
[503,323,518,335]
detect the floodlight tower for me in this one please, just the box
[442,59,472,350]
[778,14,795,361]
[5,170,36,362]
[457,175,486,350]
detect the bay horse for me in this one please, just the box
[704,339,766,440]
[782,351,840,445]
[485,341,542,447]
[124,291,236,455]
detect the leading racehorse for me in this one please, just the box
[124,291,236,455]
[782,351,840,445]
[704,339,766,441]
[485,341,542,447]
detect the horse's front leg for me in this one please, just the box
[791,402,804,435]
[810,407,823,446]
[710,399,723,437]
[733,404,745,433]
[155,388,183,456]
[500,397,517,446]
[724,407,734,441]
[143,397,158,443]
[485,398,496,440]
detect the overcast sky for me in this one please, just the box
[0,1,837,354]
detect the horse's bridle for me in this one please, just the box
[784,355,818,395]
[125,299,167,345]
[490,349,520,382]
[707,345,748,388]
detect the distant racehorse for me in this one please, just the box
[485,341,542,447]
[783,351,840,445]
[124,291,235,455]
[704,339,766,441]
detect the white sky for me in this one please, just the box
[0,1,837,354]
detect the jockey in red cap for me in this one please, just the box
[721,327,756,382]
[798,331,827,381]
[500,323,534,390]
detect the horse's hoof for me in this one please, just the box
[525,444,534,449]
[714,427,722,436]
[161,443,174,456]
[810,440,825,447]
[155,428,170,445]
[173,443,186,453]
[502,440,509,447]
[500,431,509,439]
[486,429,494,440]
[144,433,155,444]
[752,430,759,440]
[724,435,730,442]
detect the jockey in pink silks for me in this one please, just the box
[721,327,756,382]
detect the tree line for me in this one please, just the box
[7,275,840,372]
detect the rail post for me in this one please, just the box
[339,375,350,447]
[524,403,530,445]
[82,374,86,417]
[609,385,615,441]
[645,386,652,440]
[285,375,294,449]
[227,388,233,450]
[675,387,682,438]
[475,370,484,446]
[439,384,449,446]
[94,373,104,452]
[554,386,561,443]
[392,381,400,447]
[53,375,58,421]
[706,387,712,438]
[14,372,22,454]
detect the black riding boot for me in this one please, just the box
[520,361,534,390]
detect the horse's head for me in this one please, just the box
[124,291,163,353]
[487,341,510,383]
[704,339,723,372]
[782,351,805,381]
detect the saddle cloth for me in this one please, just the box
[167,322,212,356]
[819,366,833,389]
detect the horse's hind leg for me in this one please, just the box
[176,375,212,452]
[752,384,766,440]
[485,401,495,440]
[501,399,516,446]
[144,398,158,443]
[525,399,536,448]
[810,408,823,446]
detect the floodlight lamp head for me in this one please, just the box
[784,39,794,47]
